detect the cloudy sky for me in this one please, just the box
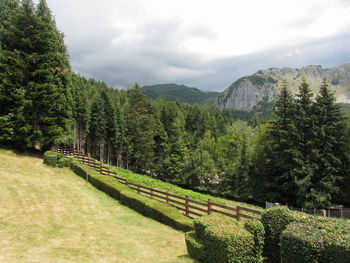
[42,0,350,91]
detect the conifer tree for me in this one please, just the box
[0,0,73,149]
[268,81,299,204]
[125,84,155,172]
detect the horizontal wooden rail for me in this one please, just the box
[55,146,263,221]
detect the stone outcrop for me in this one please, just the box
[216,63,350,111]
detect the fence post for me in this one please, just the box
[137,184,140,194]
[207,198,212,215]
[100,160,102,174]
[107,167,110,175]
[237,205,241,221]
[94,159,96,170]
[88,153,90,166]
[320,210,327,218]
[166,191,169,204]
[185,195,189,216]
[115,170,118,178]
[126,179,129,186]
[151,187,154,199]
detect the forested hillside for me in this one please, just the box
[1,0,350,210]
[143,84,219,105]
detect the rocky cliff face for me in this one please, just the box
[216,63,350,111]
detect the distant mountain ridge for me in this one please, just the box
[142,84,219,105]
[216,63,350,111]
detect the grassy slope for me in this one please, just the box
[106,164,263,212]
[0,149,195,263]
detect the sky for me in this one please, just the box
[42,0,350,91]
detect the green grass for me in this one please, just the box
[106,164,263,212]
[0,149,196,263]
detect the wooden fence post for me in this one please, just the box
[207,198,212,215]
[151,187,154,199]
[126,179,129,186]
[166,191,169,204]
[185,195,189,216]
[137,184,140,194]
[115,170,118,178]
[100,160,102,174]
[88,153,90,166]
[94,159,96,170]
[237,205,241,221]
[107,167,110,175]
[320,210,327,218]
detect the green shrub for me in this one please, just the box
[189,214,262,263]
[43,151,58,167]
[261,206,314,263]
[57,157,73,168]
[281,218,350,263]
[185,231,205,262]
[244,219,265,263]
[70,161,193,232]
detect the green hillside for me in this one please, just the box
[143,84,219,105]
[0,149,193,263]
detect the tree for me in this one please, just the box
[89,96,107,161]
[300,79,349,208]
[0,0,73,149]
[125,84,155,172]
[266,81,299,204]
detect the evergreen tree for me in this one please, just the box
[89,96,107,161]
[0,0,73,149]
[125,84,155,172]
[300,79,349,208]
[267,81,299,204]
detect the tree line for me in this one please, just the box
[1,0,349,209]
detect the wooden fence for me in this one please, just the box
[54,146,262,221]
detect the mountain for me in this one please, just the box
[142,84,220,105]
[216,63,350,111]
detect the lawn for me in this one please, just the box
[0,149,195,263]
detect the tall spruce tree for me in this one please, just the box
[125,84,155,172]
[302,79,349,208]
[268,81,299,204]
[0,0,73,149]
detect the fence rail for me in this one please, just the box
[54,146,262,221]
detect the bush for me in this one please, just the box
[281,218,350,263]
[70,161,193,232]
[43,151,58,167]
[185,231,205,262]
[261,206,316,263]
[57,157,73,168]
[187,214,263,263]
[244,219,265,263]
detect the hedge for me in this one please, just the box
[261,206,314,263]
[186,214,264,263]
[57,156,73,168]
[185,231,205,262]
[281,218,350,263]
[70,161,193,232]
[43,151,58,167]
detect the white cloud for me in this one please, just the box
[39,0,350,90]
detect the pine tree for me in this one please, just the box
[89,96,107,161]
[125,84,155,172]
[303,79,349,208]
[0,0,73,149]
[267,81,299,204]
[71,74,89,152]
